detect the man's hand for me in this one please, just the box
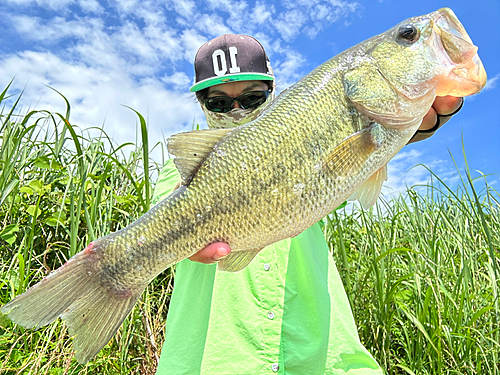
[419,96,464,131]
[189,242,231,264]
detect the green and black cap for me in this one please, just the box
[190,34,274,93]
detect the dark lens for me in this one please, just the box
[238,91,268,109]
[205,96,234,113]
[204,90,270,112]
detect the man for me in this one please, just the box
[153,34,463,374]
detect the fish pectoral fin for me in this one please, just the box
[218,248,263,272]
[167,128,233,184]
[323,123,381,177]
[349,165,388,209]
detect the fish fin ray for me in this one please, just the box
[167,128,232,184]
[64,284,143,364]
[347,191,358,202]
[354,165,388,208]
[323,124,380,177]
[1,245,144,364]
[218,248,263,272]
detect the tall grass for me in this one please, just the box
[324,170,500,374]
[0,84,499,374]
[0,84,172,374]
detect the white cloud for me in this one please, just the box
[110,0,140,15]
[383,149,460,198]
[151,26,181,52]
[116,21,158,62]
[0,51,200,162]
[180,29,208,63]
[273,49,307,90]
[202,0,254,33]
[314,4,330,21]
[11,15,100,43]
[135,1,169,26]
[195,13,232,37]
[251,2,274,25]
[276,0,360,39]
[6,0,103,13]
[484,73,499,91]
[172,0,195,18]
[275,10,307,40]
[10,11,192,73]
[161,72,191,90]
[5,0,73,10]
[205,0,247,10]
[79,0,104,13]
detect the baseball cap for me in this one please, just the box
[190,34,274,93]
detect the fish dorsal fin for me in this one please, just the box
[218,248,263,272]
[323,123,381,177]
[348,165,388,208]
[167,128,232,184]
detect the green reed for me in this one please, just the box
[325,168,500,374]
[0,85,171,374]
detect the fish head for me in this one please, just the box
[345,8,487,128]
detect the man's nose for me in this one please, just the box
[232,100,241,109]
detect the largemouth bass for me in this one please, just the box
[1,8,486,364]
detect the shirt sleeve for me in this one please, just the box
[151,159,182,206]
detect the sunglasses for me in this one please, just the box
[204,90,270,113]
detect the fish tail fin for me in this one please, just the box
[1,244,145,364]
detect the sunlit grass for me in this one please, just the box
[0,84,171,374]
[0,84,499,374]
[324,169,500,374]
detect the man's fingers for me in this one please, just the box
[188,243,231,264]
[433,96,463,115]
[420,107,438,131]
[419,96,463,131]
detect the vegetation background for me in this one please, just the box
[0,86,498,374]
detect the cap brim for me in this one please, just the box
[190,73,275,92]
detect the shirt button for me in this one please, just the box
[268,311,275,320]
[271,363,279,372]
[263,263,271,271]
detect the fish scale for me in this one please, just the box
[1,7,487,364]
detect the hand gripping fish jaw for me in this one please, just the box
[346,8,486,132]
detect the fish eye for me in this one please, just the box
[396,24,420,44]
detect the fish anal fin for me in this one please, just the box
[323,124,381,177]
[350,165,388,209]
[167,128,232,184]
[218,248,263,272]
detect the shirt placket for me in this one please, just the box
[258,240,290,374]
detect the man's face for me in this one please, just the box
[207,80,269,110]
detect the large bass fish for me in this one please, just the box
[1,8,487,364]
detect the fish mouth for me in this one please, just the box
[431,7,487,97]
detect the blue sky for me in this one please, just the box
[0,0,498,195]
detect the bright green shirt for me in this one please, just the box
[153,160,383,375]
